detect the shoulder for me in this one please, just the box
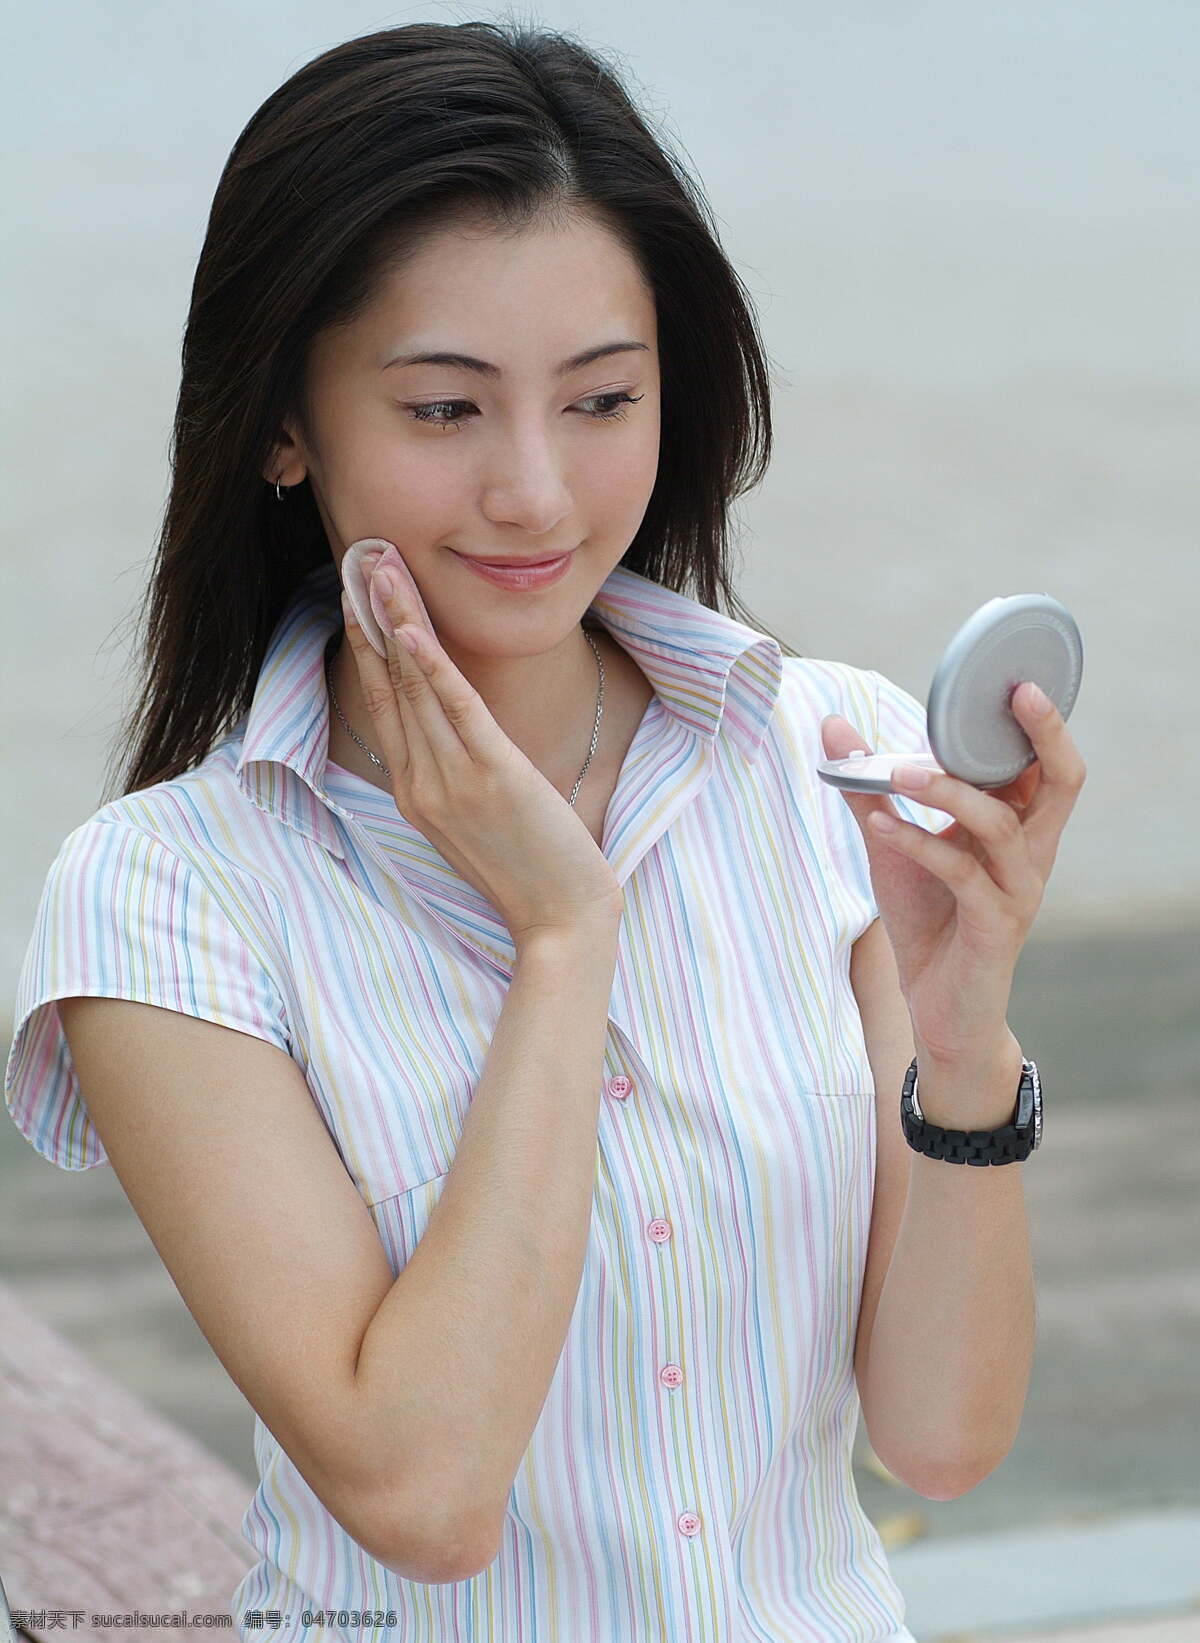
[91,738,239,831]
[8,749,294,1174]
[772,654,879,747]
[49,742,283,938]
[84,740,265,875]
[776,655,933,749]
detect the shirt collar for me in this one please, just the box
[234,558,783,855]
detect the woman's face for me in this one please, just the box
[283,211,661,660]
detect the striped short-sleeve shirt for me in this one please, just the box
[6,559,948,1641]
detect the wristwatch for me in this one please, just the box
[900,1055,1043,1164]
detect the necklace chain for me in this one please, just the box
[324,627,605,807]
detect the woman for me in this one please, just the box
[4,19,1084,1641]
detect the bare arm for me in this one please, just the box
[56,994,419,1568]
[351,915,621,1575]
[58,913,618,1585]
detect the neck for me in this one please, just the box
[324,622,610,795]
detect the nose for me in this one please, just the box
[480,421,574,535]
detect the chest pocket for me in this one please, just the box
[300,1009,479,1209]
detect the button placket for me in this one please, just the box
[605,1048,703,1546]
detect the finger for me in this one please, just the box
[370,564,499,766]
[380,620,468,775]
[889,763,1033,900]
[339,592,419,776]
[371,563,479,772]
[390,620,501,766]
[1006,683,1087,868]
[819,713,904,829]
[368,543,438,640]
[868,808,1025,934]
[368,562,455,779]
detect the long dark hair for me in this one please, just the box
[103,15,801,803]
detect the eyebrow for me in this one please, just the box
[381,340,650,379]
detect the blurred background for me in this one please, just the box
[2,2,1196,1638]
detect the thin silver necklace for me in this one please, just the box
[324,627,605,807]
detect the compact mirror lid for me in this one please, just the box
[927,593,1083,788]
[815,591,1083,795]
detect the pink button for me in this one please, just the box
[647,1218,672,1243]
[606,1075,632,1100]
[677,1511,702,1537]
[659,1363,683,1389]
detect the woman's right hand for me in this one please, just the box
[338,548,625,947]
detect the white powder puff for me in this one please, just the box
[339,538,438,657]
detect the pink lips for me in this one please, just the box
[468,555,567,567]
[453,550,573,590]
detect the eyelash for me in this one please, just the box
[404,391,645,428]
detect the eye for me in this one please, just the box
[404,391,645,428]
[580,390,644,422]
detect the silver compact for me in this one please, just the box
[817,592,1083,794]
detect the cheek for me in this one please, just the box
[588,422,660,505]
[372,449,460,519]
[627,412,661,492]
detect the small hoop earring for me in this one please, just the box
[275,478,286,502]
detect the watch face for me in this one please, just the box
[1022,1060,1043,1151]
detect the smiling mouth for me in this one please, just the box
[455,550,573,567]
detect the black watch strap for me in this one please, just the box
[900,1055,1042,1165]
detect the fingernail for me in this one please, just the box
[1026,682,1052,716]
[374,566,397,601]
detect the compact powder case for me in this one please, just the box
[817,592,1083,795]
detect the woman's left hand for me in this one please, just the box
[820,681,1087,1069]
